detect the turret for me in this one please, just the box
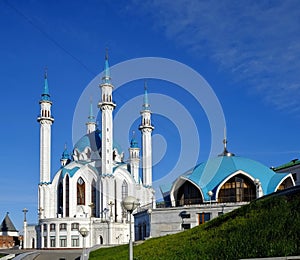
[129,131,140,183]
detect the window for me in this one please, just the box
[59,236,67,247]
[50,224,56,232]
[71,236,79,247]
[59,223,67,231]
[43,224,47,232]
[198,212,211,225]
[77,177,85,205]
[65,175,70,217]
[43,236,47,248]
[182,223,191,230]
[176,181,202,206]
[50,236,56,247]
[91,180,96,217]
[218,174,256,203]
[58,182,63,215]
[71,223,79,231]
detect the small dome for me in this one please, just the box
[130,137,139,148]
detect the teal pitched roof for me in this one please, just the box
[0,213,18,232]
[61,166,80,178]
[181,155,291,201]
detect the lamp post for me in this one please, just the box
[207,191,213,207]
[79,227,89,260]
[122,196,140,260]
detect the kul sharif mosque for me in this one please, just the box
[22,54,295,248]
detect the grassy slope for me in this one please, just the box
[90,188,300,260]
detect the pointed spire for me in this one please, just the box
[130,130,139,148]
[143,81,150,109]
[61,143,70,159]
[41,67,50,101]
[102,48,111,84]
[88,97,95,123]
[218,127,235,157]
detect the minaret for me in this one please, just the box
[60,144,70,166]
[37,70,54,218]
[139,82,154,186]
[98,51,116,175]
[129,131,140,183]
[86,99,96,134]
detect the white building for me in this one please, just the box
[23,54,155,249]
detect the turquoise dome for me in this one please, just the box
[180,155,291,201]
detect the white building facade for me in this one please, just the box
[23,55,155,249]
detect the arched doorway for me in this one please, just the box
[218,174,256,203]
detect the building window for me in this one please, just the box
[43,236,47,248]
[50,236,56,247]
[77,177,85,205]
[43,224,47,232]
[91,180,97,217]
[218,174,256,203]
[122,180,128,218]
[58,182,63,215]
[176,181,202,206]
[71,236,79,247]
[59,236,67,247]
[50,224,56,232]
[71,223,79,231]
[65,175,70,217]
[59,223,67,231]
[198,212,211,225]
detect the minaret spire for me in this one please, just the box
[98,51,116,175]
[139,83,154,187]
[86,98,96,134]
[37,69,54,220]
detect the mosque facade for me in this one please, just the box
[23,55,155,249]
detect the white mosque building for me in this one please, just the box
[23,55,155,249]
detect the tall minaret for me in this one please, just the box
[129,131,140,183]
[139,83,154,186]
[98,52,116,175]
[86,99,96,134]
[37,70,54,218]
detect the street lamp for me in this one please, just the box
[122,196,140,260]
[207,191,213,207]
[79,227,89,260]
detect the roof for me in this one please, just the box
[0,213,18,232]
[73,129,122,153]
[180,155,291,201]
[273,159,300,171]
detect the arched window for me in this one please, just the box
[122,180,128,200]
[218,174,256,203]
[122,180,128,218]
[65,175,69,217]
[277,177,294,191]
[176,181,202,206]
[77,177,85,205]
[91,179,96,217]
[58,182,63,215]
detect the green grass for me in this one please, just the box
[90,188,300,259]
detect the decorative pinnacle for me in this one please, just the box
[102,49,111,83]
[143,81,150,109]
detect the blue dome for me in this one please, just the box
[130,137,139,148]
[182,155,291,201]
[74,129,102,152]
[73,129,123,153]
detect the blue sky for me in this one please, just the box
[1,0,300,230]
